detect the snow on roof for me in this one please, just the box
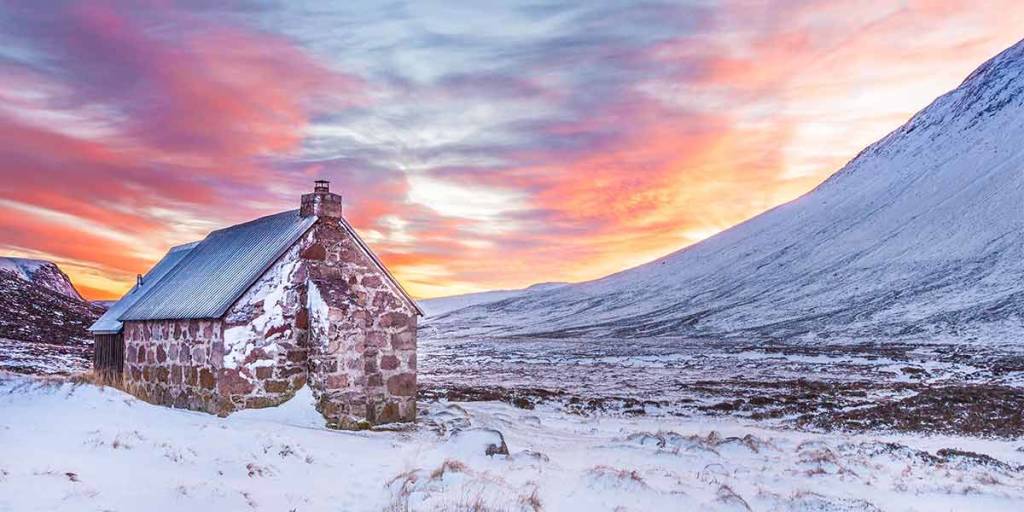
[119,210,317,322]
[89,242,199,334]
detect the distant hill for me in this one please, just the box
[0,257,85,301]
[419,282,568,317]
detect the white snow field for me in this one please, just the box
[1,375,1023,512]
[426,39,1024,344]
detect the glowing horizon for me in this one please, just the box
[1,1,1023,301]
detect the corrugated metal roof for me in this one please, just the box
[119,210,316,321]
[88,242,198,333]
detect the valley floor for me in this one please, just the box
[2,375,1024,512]
[420,335,1024,438]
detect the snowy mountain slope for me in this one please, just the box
[420,282,568,317]
[0,257,83,300]
[427,40,1024,343]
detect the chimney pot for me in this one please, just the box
[301,179,343,219]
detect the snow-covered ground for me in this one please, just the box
[0,338,90,375]
[1,374,1022,512]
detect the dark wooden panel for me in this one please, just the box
[93,333,124,386]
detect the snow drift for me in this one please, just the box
[427,40,1024,343]
[3,375,1023,512]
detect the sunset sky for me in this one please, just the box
[1,1,1023,300]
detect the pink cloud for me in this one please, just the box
[0,1,363,298]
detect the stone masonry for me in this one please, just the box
[122,318,226,414]
[305,219,418,429]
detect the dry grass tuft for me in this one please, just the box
[430,459,469,481]
[517,488,543,512]
[716,484,752,511]
[2,370,124,396]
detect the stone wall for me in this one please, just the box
[122,319,226,414]
[220,235,313,409]
[305,220,418,429]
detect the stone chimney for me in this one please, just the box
[300,180,343,219]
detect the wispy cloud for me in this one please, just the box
[1,0,1022,298]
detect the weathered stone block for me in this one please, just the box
[295,308,309,329]
[221,370,254,395]
[339,248,358,263]
[366,331,387,347]
[380,355,399,370]
[390,331,414,350]
[191,346,206,365]
[301,243,327,261]
[377,401,401,423]
[199,369,215,390]
[380,312,408,328]
[386,373,416,396]
[325,373,349,389]
[280,365,305,377]
[264,380,290,393]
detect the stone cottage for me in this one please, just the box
[89,181,422,429]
